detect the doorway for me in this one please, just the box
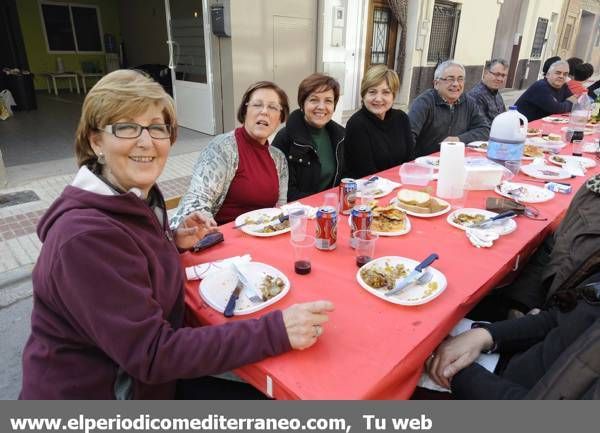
[363,0,398,73]
[165,0,215,134]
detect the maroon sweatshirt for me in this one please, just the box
[20,169,291,399]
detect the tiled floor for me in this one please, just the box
[0,152,199,274]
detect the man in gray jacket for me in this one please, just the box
[409,60,490,157]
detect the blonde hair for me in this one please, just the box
[75,69,177,168]
[360,65,400,98]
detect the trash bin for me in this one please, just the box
[6,73,37,111]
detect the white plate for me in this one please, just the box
[355,177,401,198]
[466,141,488,153]
[527,136,567,151]
[548,154,597,169]
[234,208,290,237]
[582,141,599,153]
[199,262,290,315]
[526,129,542,137]
[348,211,411,236]
[520,163,572,180]
[414,156,440,170]
[446,208,517,236]
[495,182,555,203]
[390,197,451,218]
[356,256,447,306]
[560,126,594,135]
[542,116,569,124]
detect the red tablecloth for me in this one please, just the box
[181,117,599,399]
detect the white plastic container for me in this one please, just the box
[486,106,527,171]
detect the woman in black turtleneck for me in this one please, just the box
[344,65,415,179]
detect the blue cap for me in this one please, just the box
[509,105,517,110]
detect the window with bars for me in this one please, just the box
[370,7,391,65]
[427,1,461,64]
[561,16,576,50]
[530,18,548,58]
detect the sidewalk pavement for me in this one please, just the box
[0,151,201,307]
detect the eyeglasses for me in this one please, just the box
[580,282,600,305]
[246,100,282,114]
[487,71,508,79]
[437,76,465,84]
[100,123,171,139]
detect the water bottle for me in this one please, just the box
[486,106,527,174]
[566,94,591,143]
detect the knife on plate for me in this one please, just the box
[469,210,517,228]
[385,253,439,297]
[231,263,264,303]
[223,279,243,317]
[233,213,289,230]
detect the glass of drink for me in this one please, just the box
[359,183,377,208]
[288,209,308,242]
[572,140,584,157]
[353,230,378,267]
[291,235,315,275]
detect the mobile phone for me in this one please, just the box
[191,232,224,252]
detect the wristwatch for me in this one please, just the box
[470,322,498,354]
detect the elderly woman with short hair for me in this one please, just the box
[20,70,334,399]
[273,73,345,201]
[344,65,415,179]
[171,81,290,227]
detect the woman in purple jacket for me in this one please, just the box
[20,70,334,399]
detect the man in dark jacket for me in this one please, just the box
[500,174,600,313]
[467,58,508,124]
[515,60,578,121]
[408,60,490,157]
[427,273,600,399]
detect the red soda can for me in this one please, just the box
[339,178,357,215]
[315,206,337,250]
[350,205,372,248]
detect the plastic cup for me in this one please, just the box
[322,192,339,212]
[445,184,470,210]
[289,209,308,241]
[359,185,376,208]
[572,140,584,156]
[504,160,521,178]
[353,230,378,267]
[290,235,315,275]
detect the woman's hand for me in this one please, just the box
[282,301,335,350]
[426,328,493,389]
[173,212,218,250]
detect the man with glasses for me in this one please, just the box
[515,60,578,121]
[409,60,490,157]
[467,59,509,124]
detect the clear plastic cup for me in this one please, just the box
[322,192,339,213]
[290,235,315,275]
[288,209,308,241]
[353,230,378,267]
[572,140,584,156]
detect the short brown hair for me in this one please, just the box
[75,69,177,168]
[360,65,400,99]
[297,73,341,108]
[236,81,289,124]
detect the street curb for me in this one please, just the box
[0,265,33,290]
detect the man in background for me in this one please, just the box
[467,59,509,124]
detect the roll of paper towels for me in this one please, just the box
[436,141,466,199]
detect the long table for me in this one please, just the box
[181,118,599,399]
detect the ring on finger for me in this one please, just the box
[313,325,322,338]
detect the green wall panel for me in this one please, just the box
[16,0,121,90]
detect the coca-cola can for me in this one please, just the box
[350,205,373,248]
[339,178,357,215]
[315,206,337,250]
